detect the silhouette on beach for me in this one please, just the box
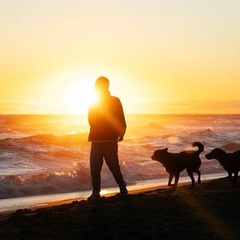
[206,148,240,186]
[151,142,204,189]
[87,76,128,200]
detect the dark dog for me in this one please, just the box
[205,148,240,186]
[151,142,204,189]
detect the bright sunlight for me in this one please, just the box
[31,65,127,115]
[63,79,96,114]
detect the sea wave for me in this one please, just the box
[220,142,240,152]
[0,170,90,199]
[0,160,168,199]
[0,114,240,199]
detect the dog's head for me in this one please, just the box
[151,148,168,163]
[205,148,226,160]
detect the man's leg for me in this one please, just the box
[90,142,103,194]
[103,142,127,194]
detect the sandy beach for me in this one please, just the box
[0,177,240,240]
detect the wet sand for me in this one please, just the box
[0,177,240,240]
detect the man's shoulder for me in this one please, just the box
[109,95,120,101]
[109,96,123,107]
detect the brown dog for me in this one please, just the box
[151,142,204,189]
[205,148,240,186]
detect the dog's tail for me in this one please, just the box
[192,142,204,154]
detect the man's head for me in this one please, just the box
[95,76,109,91]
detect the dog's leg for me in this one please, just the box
[196,170,201,184]
[228,172,233,183]
[187,169,195,188]
[233,172,238,186]
[173,173,180,189]
[168,174,174,186]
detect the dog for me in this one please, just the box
[151,142,204,189]
[205,148,240,186]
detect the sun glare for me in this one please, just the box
[35,65,131,114]
[63,79,96,114]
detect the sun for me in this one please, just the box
[63,79,96,114]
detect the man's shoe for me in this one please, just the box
[87,191,101,201]
[119,186,128,195]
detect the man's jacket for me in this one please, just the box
[88,92,126,142]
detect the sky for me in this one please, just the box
[1,0,240,114]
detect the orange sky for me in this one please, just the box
[1,1,240,114]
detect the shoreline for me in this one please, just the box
[0,172,226,214]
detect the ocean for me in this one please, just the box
[0,114,240,212]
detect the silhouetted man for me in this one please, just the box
[88,76,128,200]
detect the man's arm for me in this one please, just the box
[115,98,127,141]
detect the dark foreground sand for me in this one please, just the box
[0,177,240,240]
